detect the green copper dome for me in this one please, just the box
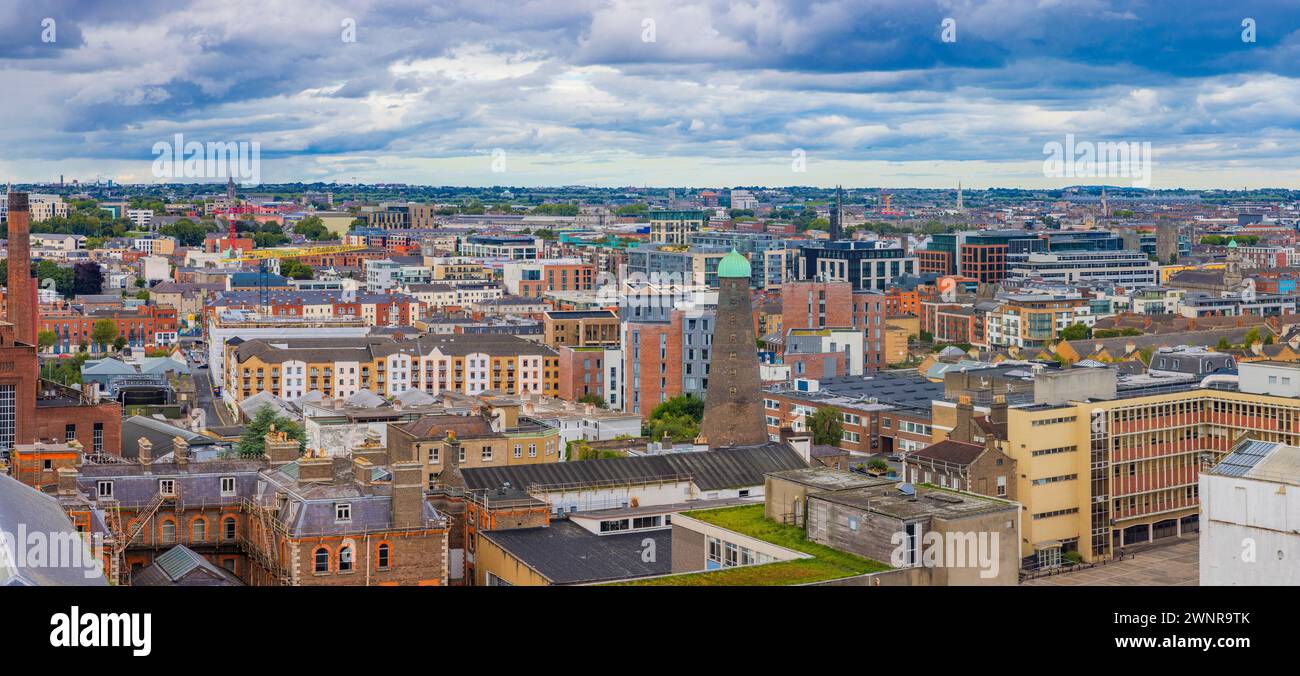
[717,249,751,278]
[1227,239,1238,248]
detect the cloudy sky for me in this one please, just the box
[2,0,1300,189]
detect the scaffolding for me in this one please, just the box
[106,490,168,586]
[238,497,293,586]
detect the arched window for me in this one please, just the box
[222,517,237,541]
[339,545,354,572]
[377,543,391,570]
[159,520,176,545]
[191,519,208,543]
[314,548,330,574]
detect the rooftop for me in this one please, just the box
[481,520,672,585]
[814,482,1019,521]
[616,504,889,586]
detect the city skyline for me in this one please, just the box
[4,1,1300,188]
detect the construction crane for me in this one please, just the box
[227,243,368,262]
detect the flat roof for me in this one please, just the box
[481,521,672,584]
[766,467,893,491]
[812,483,1017,521]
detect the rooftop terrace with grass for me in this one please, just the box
[613,503,891,586]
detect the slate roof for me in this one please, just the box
[908,439,986,466]
[76,461,263,507]
[121,415,218,460]
[480,521,672,584]
[258,459,447,536]
[400,414,495,440]
[0,474,109,586]
[238,391,298,422]
[462,443,807,493]
[131,545,244,586]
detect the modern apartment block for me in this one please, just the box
[793,241,918,292]
[648,209,708,244]
[459,235,540,260]
[1005,250,1160,287]
[503,259,597,297]
[223,334,561,405]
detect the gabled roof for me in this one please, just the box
[131,545,244,586]
[908,439,986,466]
[462,443,807,493]
[0,475,108,586]
[82,358,136,376]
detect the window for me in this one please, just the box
[65,423,76,442]
[847,516,859,532]
[513,444,522,458]
[997,476,1007,496]
[220,477,236,496]
[191,519,208,543]
[336,503,352,522]
[377,543,391,570]
[222,517,237,541]
[481,445,493,462]
[97,481,114,498]
[314,548,330,574]
[159,520,176,545]
[632,516,662,529]
[158,480,176,497]
[528,444,537,457]
[338,545,353,573]
[600,519,629,533]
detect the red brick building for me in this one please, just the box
[41,303,179,353]
[2,192,123,461]
[781,280,888,371]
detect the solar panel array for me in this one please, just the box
[1214,440,1277,478]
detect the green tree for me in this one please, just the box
[158,218,214,247]
[1059,323,1091,341]
[643,394,704,443]
[279,259,315,280]
[292,216,331,241]
[577,393,608,409]
[1243,328,1261,346]
[237,407,305,459]
[37,330,57,351]
[112,336,127,352]
[807,407,844,447]
[91,319,119,349]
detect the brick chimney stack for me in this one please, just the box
[390,461,425,528]
[173,435,190,472]
[6,192,36,346]
[138,437,153,473]
[56,466,79,496]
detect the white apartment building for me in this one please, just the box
[1006,250,1159,287]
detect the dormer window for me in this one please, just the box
[335,503,352,522]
